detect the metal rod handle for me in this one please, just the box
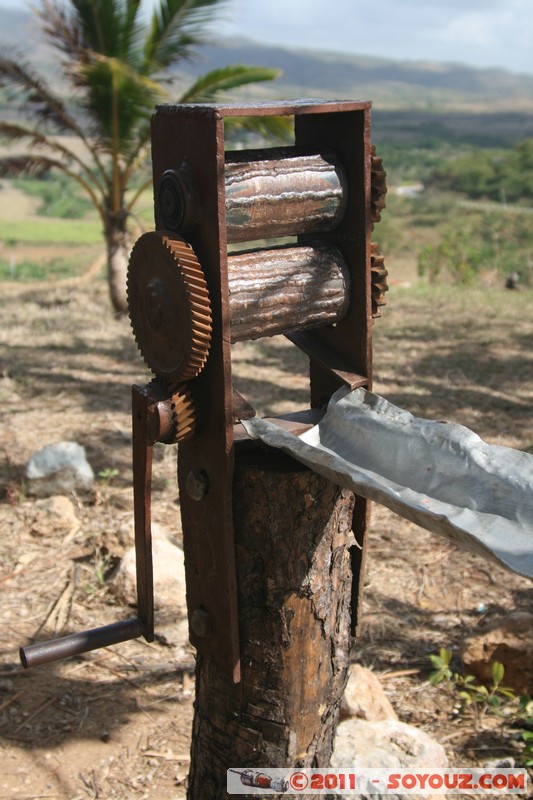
[19,618,143,669]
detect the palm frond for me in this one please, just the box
[121,0,144,61]
[70,0,145,63]
[0,154,105,217]
[0,121,108,194]
[77,52,164,153]
[122,120,153,180]
[0,51,81,135]
[125,175,153,214]
[38,0,145,71]
[69,0,122,56]
[144,0,226,72]
[0,121,60,151]
[0,50,111,184]
[225,115,293,146]
[37,0,86,62]
[0,154,58,179]
[179,65,281,103]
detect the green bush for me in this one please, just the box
[418,210,533,285]
[430,138,533,204]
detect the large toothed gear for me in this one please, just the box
[371,242,388,318]
[127,232,212,384]
[371,146,387,228]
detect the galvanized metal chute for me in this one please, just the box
[243,385,533,580]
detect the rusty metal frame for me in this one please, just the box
[151,100,373,681]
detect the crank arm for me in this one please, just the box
[19,383,175,668]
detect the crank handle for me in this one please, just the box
[20,618,143,668]
[19,382,191,669]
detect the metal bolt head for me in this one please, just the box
[191,607,212,638]
[157,165,197,233]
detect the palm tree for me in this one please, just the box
[0,0,284,312]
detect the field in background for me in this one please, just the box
[0,174,154,282]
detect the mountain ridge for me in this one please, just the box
[178,34,533,106]
[1,7,533,113]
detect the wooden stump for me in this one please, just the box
[187,447,360,799]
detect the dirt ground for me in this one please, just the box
[1,269,532,799]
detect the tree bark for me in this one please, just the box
[187,447,357,800]
[105,217,130,314]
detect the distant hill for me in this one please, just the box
[2,7,532,149]
[174,36,533,112]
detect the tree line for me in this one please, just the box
[430,138,533,205]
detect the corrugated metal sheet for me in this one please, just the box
[243,387,533,579]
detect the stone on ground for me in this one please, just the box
[25,441,94,497]
[341,664,398,721]
[461,612,533,694]
[332,718,447,800]
[113,523,192,658]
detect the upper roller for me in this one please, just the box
[127,232,212,384]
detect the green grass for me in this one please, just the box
[0,218,102,246]
[0,255,97,281]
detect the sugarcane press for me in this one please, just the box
[20,100,387,684]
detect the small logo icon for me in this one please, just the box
[229,769,289,793]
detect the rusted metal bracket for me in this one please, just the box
[147,100,376,681]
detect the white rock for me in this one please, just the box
[332,718,448,800]
[341,664,398,721]
[114,523,187,614]
[114,525,193,654]
[25,442,94,497]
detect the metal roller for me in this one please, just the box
[228,243,350,342]
[225,148,348,242]
[158,147,348,243]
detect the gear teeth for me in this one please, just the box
[162,237,213,382]
[371,145,387,229]
[371,241,388,319]
[127,238,154,378]
[128,232,212,383]
[168,385,196,443]
[146,379,197,444]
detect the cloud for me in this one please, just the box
[219,0,533,74]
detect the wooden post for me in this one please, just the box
[187,447,358,799]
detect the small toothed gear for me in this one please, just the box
[371,242,388,318]
[144,377,197,444]
[127,232,212,384]
[371,146,387,228]
[168,384,196,444]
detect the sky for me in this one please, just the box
[1,0,532,76]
